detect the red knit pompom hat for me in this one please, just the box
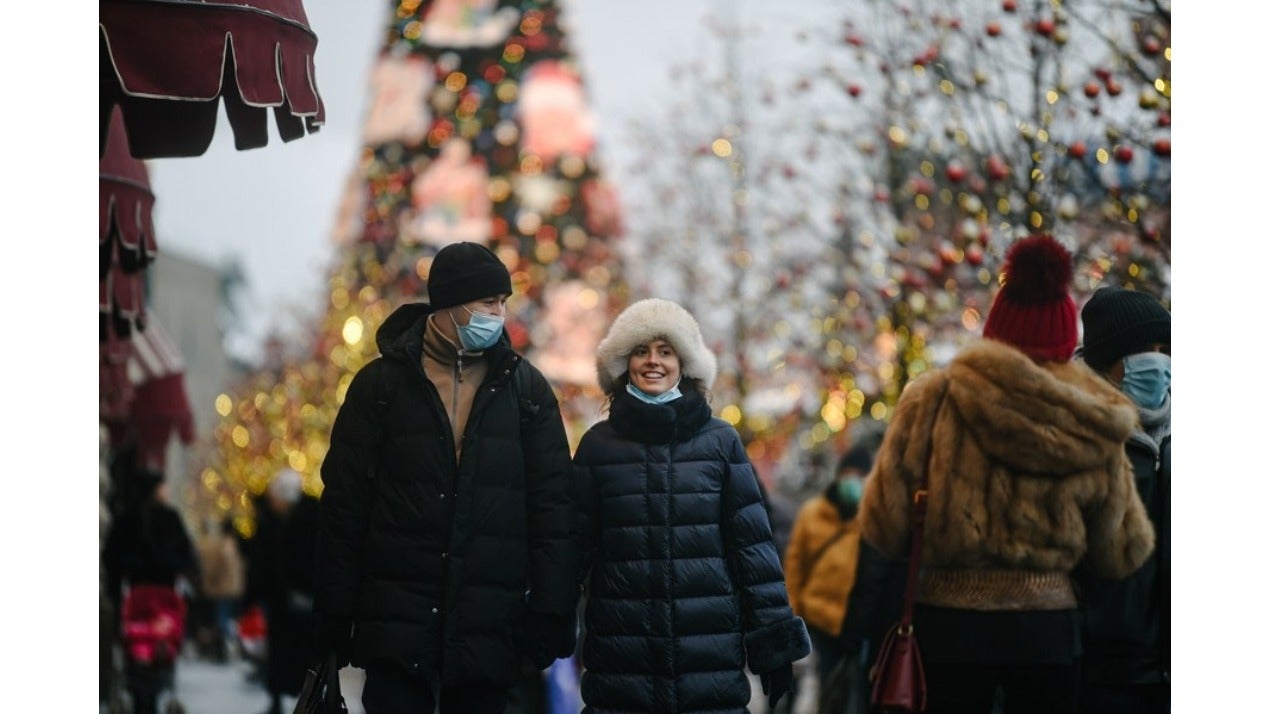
[982,234,1078,362]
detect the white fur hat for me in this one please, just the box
[268,468,304,505]
[595,298,718,393]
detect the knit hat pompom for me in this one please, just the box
[998,233,1074,304]
[982,234,1078,362]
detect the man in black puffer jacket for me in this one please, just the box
[1076,287,1171,713]
[314,242,578,714]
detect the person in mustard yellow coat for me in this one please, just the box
[784,444,873,698]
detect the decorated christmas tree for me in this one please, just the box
[199,0,626,530]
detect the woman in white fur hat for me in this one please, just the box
[572,298,810,714]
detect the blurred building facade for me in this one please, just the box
[148,249,234,507]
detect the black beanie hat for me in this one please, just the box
[836,445,873,476]
[427,242,513,309]
[1079,287,1171,371]
[136,469,165,498]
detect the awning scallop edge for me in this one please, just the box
[100,0,326,159]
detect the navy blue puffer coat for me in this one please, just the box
[573,389,810,713]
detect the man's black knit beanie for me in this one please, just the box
[1079,287,1171,371]
[427,241,513,309]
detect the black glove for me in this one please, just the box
[522,612,576,670]
[759,662,794,711]
[315,615,353,669]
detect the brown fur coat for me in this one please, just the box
[858,339,1154,580]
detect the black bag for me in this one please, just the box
[293,653,348,714]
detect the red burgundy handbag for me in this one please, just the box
[869,383,947,713]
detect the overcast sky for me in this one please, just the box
[145,0,839,358]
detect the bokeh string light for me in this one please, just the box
[194,0,1170,526]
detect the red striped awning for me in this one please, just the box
[100,108,154,341]
[100,0,326,159]
[116,313,196,470]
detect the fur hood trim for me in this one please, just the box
[596,298,718,392]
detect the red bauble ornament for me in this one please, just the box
[945,162,968,182]
[1106,80,1123,97]
[845,33,864,47]
[1114,145,1134,164]
[1084,81,1101,98]
[966,245,984,266]
[1142,36,1162,55]
[1157,112,1171,127]
[1094,67,1112,82]
[847,83,862,97]
[901,270,928,289]
[985,155,1009,180]
[1068,141,1087,159]
[986,21,1002,37]
[909,177,935,195]
[1003,0,1018,12]
[1152,138,1171,157]
[1035,18,1056,36]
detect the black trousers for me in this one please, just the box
[809,625,847,687]
[362,664,511,714]
[923,660,1079,714]
[1078,681,1169,714]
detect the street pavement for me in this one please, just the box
[101,656,369,714]
[109,655,816,713]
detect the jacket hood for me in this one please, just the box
[376,302,432,358]
[945,338,1138,476]
[608,388,713,444]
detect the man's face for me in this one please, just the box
[450,293,510,325]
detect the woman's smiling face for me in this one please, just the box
[627,339,681,395]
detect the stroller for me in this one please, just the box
[237,603,269,684]
[119,584,188,713]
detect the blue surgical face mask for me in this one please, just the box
[1119,352,1170,410]
[625,381,683,405]
[452,306,505,351]
[835,477,864,506]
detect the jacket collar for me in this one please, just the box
[608,388,713,444]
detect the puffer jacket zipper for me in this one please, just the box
[453,351,465,448]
